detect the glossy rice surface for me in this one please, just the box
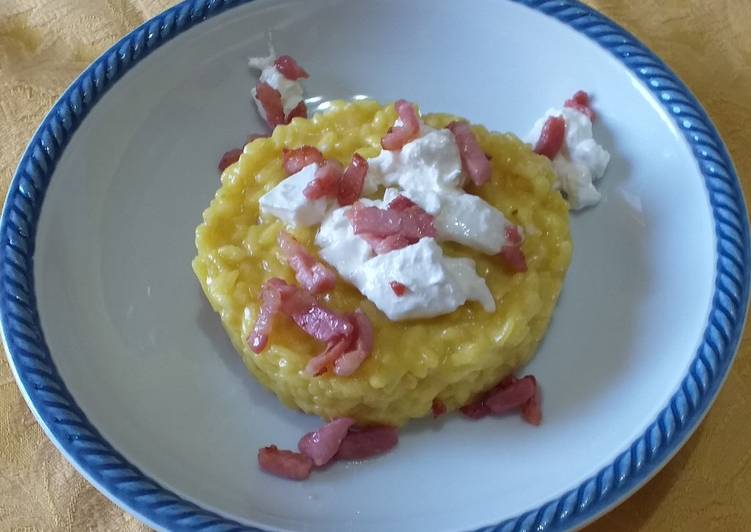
[193,100,572,426]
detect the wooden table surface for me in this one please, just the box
[0,1,749,530]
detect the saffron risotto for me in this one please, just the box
[193,100,572,426]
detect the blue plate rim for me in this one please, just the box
[1,0,748,530]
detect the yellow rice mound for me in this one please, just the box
[193,100,572,426]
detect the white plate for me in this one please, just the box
[2,1,748,531]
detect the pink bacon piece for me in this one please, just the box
[274,55,309,81]
[337,154,369,206]
[255,81,286,128]
[460,378,505,420]
[505,225,523,246]
[365,234,414,255]
[499,225,527,273]
[305,309,374,377]
[298,418,355,467]
[348,206,400,237]
[306,334,353,376]
[460,400,490,420]
[460,374,541,425]
[277,231,336,294]
[301,154,368,204]
[218,148,243,173]
[348,198,436,254]
[460,375,520,419]
[534,115,566,160]
[333,347,371,378]
[387,195,417,211]
[485,376,537,415]
[564,90,595,121]
[447,121,491,187]
[286,100,308,122]
[304,160,344,200]
[381,100,421,151]
[348,199,436,251]
[248,278,291,353]
[258,445,313,481]
[432,399,447,418]
[500,249,526,272]
[248,278,352,353]
[283,145,325,176]
[521,379,542,426]
[335,426,399,461]
[390,281,409,297]
[293,303,353,344]
[334,310,374,377]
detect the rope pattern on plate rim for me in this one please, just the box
[0,0,747,530]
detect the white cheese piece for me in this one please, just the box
[364,128,464,208]
[352,238,495,320]
[445,255,496,312]
[258,164,330,227]
[526,107,610,210]
[315,201,378,280]
[433,192,508,255]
